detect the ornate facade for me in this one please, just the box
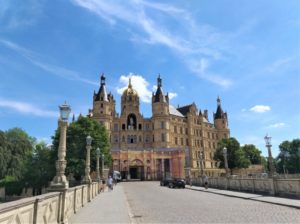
[90,74,230,180]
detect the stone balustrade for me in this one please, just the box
[193,177,300,198]
[0,182,101,224]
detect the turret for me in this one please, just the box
[92,74,115,132]
[152,75,169,116]
[213,96,229,133]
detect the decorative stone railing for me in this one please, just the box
[0,182,101,224]
[193,177,300,198]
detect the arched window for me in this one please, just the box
[127,114,137,130]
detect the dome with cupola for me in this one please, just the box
[122,78,138,97]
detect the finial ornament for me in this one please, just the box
[217,96,221,106]
[128,77,132,88]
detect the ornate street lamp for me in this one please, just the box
[101,153,105,179]
[83,135,93,184]
[199,151,204,177]
[223,147,229,177]
[96,147,101,182]
[264,134,275,177]
[49,102,71,191]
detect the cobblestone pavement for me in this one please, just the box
[124,181,300,223]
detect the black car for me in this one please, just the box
[160,177,173,186]
[168,178,186,188]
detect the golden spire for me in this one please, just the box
[128,77,132,88]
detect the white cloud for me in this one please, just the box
[116,74,152,103]
[250,105,271,113]
[0,39,97,86]
[0,99,57,117]
[71,0,234,88]
[168,92,177,99]
[266,57,293,73]
[268,122,286,128]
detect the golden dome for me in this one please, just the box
[123,78,138,97]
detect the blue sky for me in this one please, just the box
[0,0,299,157]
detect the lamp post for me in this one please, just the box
[264,134,275,177]
[49,102,71,191]
[101,153,104,180]
[199,151,204,177]
[83,135,92,184]
[223,147,229,177]
[96,147,101,182]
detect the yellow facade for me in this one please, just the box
[90,75,230,180]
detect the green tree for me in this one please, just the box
[241,144,263,165]
[276,139,300,174]
[0,131,9,179]
[52,116,111,180]
[5,128,34,180]
[24,142,55,194]
[214,137,250,170]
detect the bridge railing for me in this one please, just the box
[0,182,101,224]
[192,177,300,198]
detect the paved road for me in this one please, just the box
[124,181,300,223]
[71,181,300,223]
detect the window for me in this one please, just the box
[127,135,137,144]
[180,127,183,134]
[114,123,118,131]
[161,121,165,129]
[122,124,125,130]
[114,135,118,143]
[185,128,188,134]
[181,138,183,145]
[161,133,165,142]
[186,139,189,146]
[101,103,103,108]
[146,135,149,143]
[175,137,178,145]
[174,126,177,133]
[139,124,142,130]
[100,97,103,101]
[139,135,142,142]
[122,136,125,142]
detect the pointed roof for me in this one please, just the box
[94,73,108,101]
[154,74,166,103]
[214,96,223,119]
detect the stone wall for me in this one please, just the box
[193,177,300,198]
[0,182,101,224]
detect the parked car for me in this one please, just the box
[160,177,173,186]
[168,178,186,188]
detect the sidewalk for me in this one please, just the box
[186,185,300,209]
[70,184,133,224]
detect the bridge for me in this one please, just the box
[0,177,300,224]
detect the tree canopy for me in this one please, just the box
[214,137,260,170]
[52,116,111,180]
[275,139,300,174]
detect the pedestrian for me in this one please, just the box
[203,175,208,189]
[108,176,113,191]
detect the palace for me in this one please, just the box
[90,74,230,180]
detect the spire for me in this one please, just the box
[100,73,105,85]
[217,96,221,106]
[94,73,108,101]
[214,96,223,119]
[128,77,132,88]
[157,74,162,87]
[153,74,166,103]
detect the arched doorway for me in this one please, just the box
[129,159,144,180]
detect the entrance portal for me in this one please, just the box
[129,166,144,180]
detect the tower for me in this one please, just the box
[213,96,229,139]
[92,74,115,133]
[152,75,170,148]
